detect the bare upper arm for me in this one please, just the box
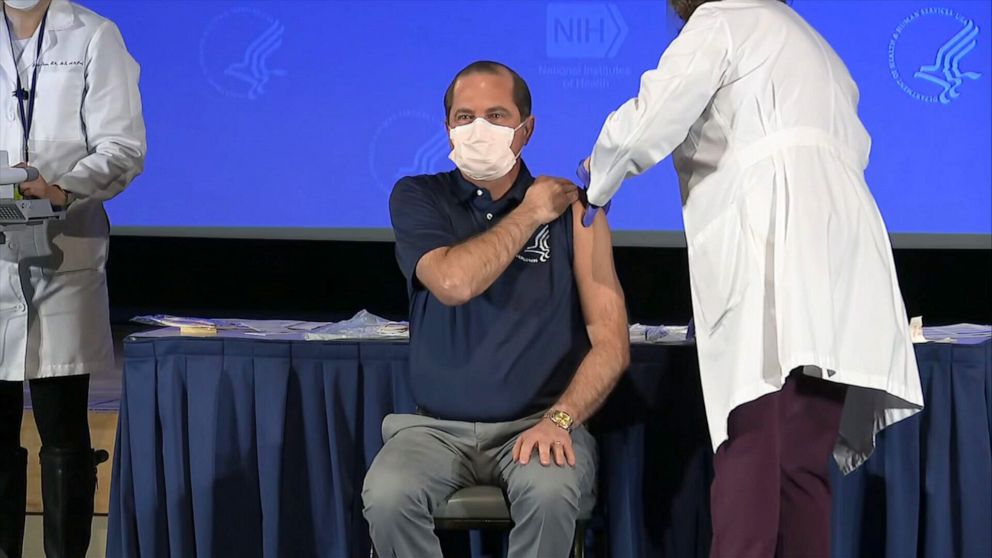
[571,203,628,346]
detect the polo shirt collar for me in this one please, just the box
[454,161,534,209]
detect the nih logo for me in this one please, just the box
[547,3,628,59]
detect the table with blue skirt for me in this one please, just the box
[107,331,991,558]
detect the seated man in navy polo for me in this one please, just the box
[362,60,630,558]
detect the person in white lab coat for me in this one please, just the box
[0,0,145,556]
[582,0,924,556]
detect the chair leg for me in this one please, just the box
[596,523,608,558]
[573,521,586,558]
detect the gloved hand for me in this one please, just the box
[576,158,611,228]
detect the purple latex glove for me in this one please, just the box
[582,206,600,228]
[576,158,611,228]
[576,158,592,189]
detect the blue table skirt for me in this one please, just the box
[830,341,992,558]
[108,338,991,558]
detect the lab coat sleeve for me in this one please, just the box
[586,6,732,207]
[53,21,146,202]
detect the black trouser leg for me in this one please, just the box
[29,375,91,451]
[0,381,27,558]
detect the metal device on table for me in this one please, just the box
[0,149,65,245]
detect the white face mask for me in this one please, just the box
[4,0,42,10]
[448,118,526,182]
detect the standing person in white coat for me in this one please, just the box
[581,0,924,556]
[0,0,145,556]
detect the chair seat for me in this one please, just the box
[432,485,595,521]
[434,486,511,520]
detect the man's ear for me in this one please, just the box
[523,116,535,146]
[445,120,454,149]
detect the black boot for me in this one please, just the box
[0,447,27,558]
[39,447,109,558]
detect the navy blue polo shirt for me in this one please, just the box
[389,162,591,422]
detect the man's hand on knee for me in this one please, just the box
[512,419,575,467]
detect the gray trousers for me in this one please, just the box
[362,412,597,558]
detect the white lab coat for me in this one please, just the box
[0,0,145,381]
[587,0,923,472]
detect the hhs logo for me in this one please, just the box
[200,8,288,100]
[368,111,450,194]
[889,8,984,105]
[547,3,628,59]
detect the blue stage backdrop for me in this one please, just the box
[79,0,991,240]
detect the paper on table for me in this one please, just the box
[132,315,242,330]
[922,323,992,345]
[908,316,991,345]
[230,320,330,334]
[131,315,335,335]
[132,312,412,340]
[304,310,409,341]
[629,324,689,344]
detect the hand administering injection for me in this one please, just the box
[577,157,610,228]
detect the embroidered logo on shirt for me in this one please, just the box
[516,225,551,263]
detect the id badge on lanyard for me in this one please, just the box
[4,6,48,165]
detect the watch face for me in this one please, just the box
[553,410,572,427]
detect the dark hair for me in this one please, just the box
[670,0,788,21]
[443,61,532,121]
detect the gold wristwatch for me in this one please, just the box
[545,409,575,432]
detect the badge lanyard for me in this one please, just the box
[4,5,48,163]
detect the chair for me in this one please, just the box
[371,485,593,557]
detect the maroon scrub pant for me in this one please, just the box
[710,369,847,558]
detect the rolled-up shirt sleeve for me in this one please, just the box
[389,178,456,291]
[587,6,732,207]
